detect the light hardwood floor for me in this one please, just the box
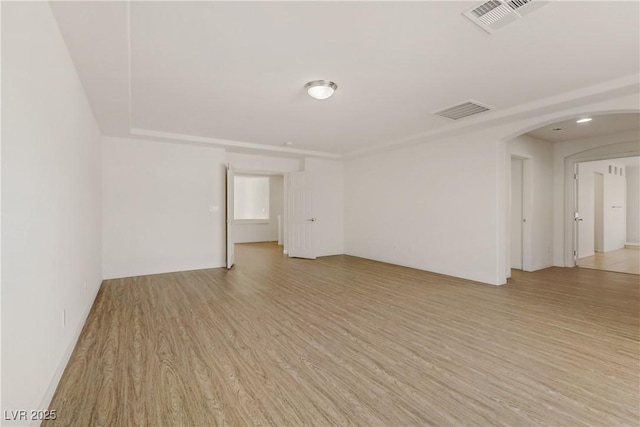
[46,242,639,426]
[579,247,640,275]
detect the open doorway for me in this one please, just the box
[510,156,530,271]
[575,156,639,274]
[226,170,285,268]
[234,174,285,245]
[508,152,534,277]
[503,112,639,284]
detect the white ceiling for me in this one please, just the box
[50,1,640,156]
[527,113,640,143]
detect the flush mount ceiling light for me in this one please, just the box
[305,80,337,100]
[576,118,593,123]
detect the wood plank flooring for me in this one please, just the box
[46,242,639,426]
[579,247,640,275]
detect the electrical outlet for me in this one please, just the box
[84,280,87,292]
[62,309,66,328]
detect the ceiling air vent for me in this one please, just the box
[507,0,533,10]
[434,101,491,120]
[463,0,551,34]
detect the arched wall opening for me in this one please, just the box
[560,140,640,267]
[499,109,640,284]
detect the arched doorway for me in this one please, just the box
[503,111,640,281]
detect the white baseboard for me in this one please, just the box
[103,262,225,280]
[578,251,595,259]
[36,283,101,423]
[625,242,639,248]
[527,263,554,272]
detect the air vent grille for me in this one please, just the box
[434,101,491,120]
[463,0,551,34]
[471,1,514,26]
[471,0,501,17]
[507,0,533,10]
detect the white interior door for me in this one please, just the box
[510,158,523,269]
[604,171,626,251]
[594,172,604,252]
[287,171,315,259]
[226,165,235,269]
[576,166,593,259]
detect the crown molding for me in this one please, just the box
[130,128,342,159]
[344,74,640,159]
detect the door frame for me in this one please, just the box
[225,166,289,258]
[226,164,235,269]
[573,162,580,266]
[563,140,639,267]
[508,155,532,274]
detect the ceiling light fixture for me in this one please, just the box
[305,80,337,100]
[576,118,592,123]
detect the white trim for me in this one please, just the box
[37,284,101,423]
[531,263,555,271]
[344,252,504,286]
[130,128,341,159]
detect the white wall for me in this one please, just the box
[102,136,226,279]
[227,152,301,174]
[102,148,309,277]
[234,175,284,243]
[627,165,640,245]
[508,135,554,271]
[345,134,501,285]
[303,158,344,257]
[2,2,102,420]
[345,91,638,285]
[345,88,640,284]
